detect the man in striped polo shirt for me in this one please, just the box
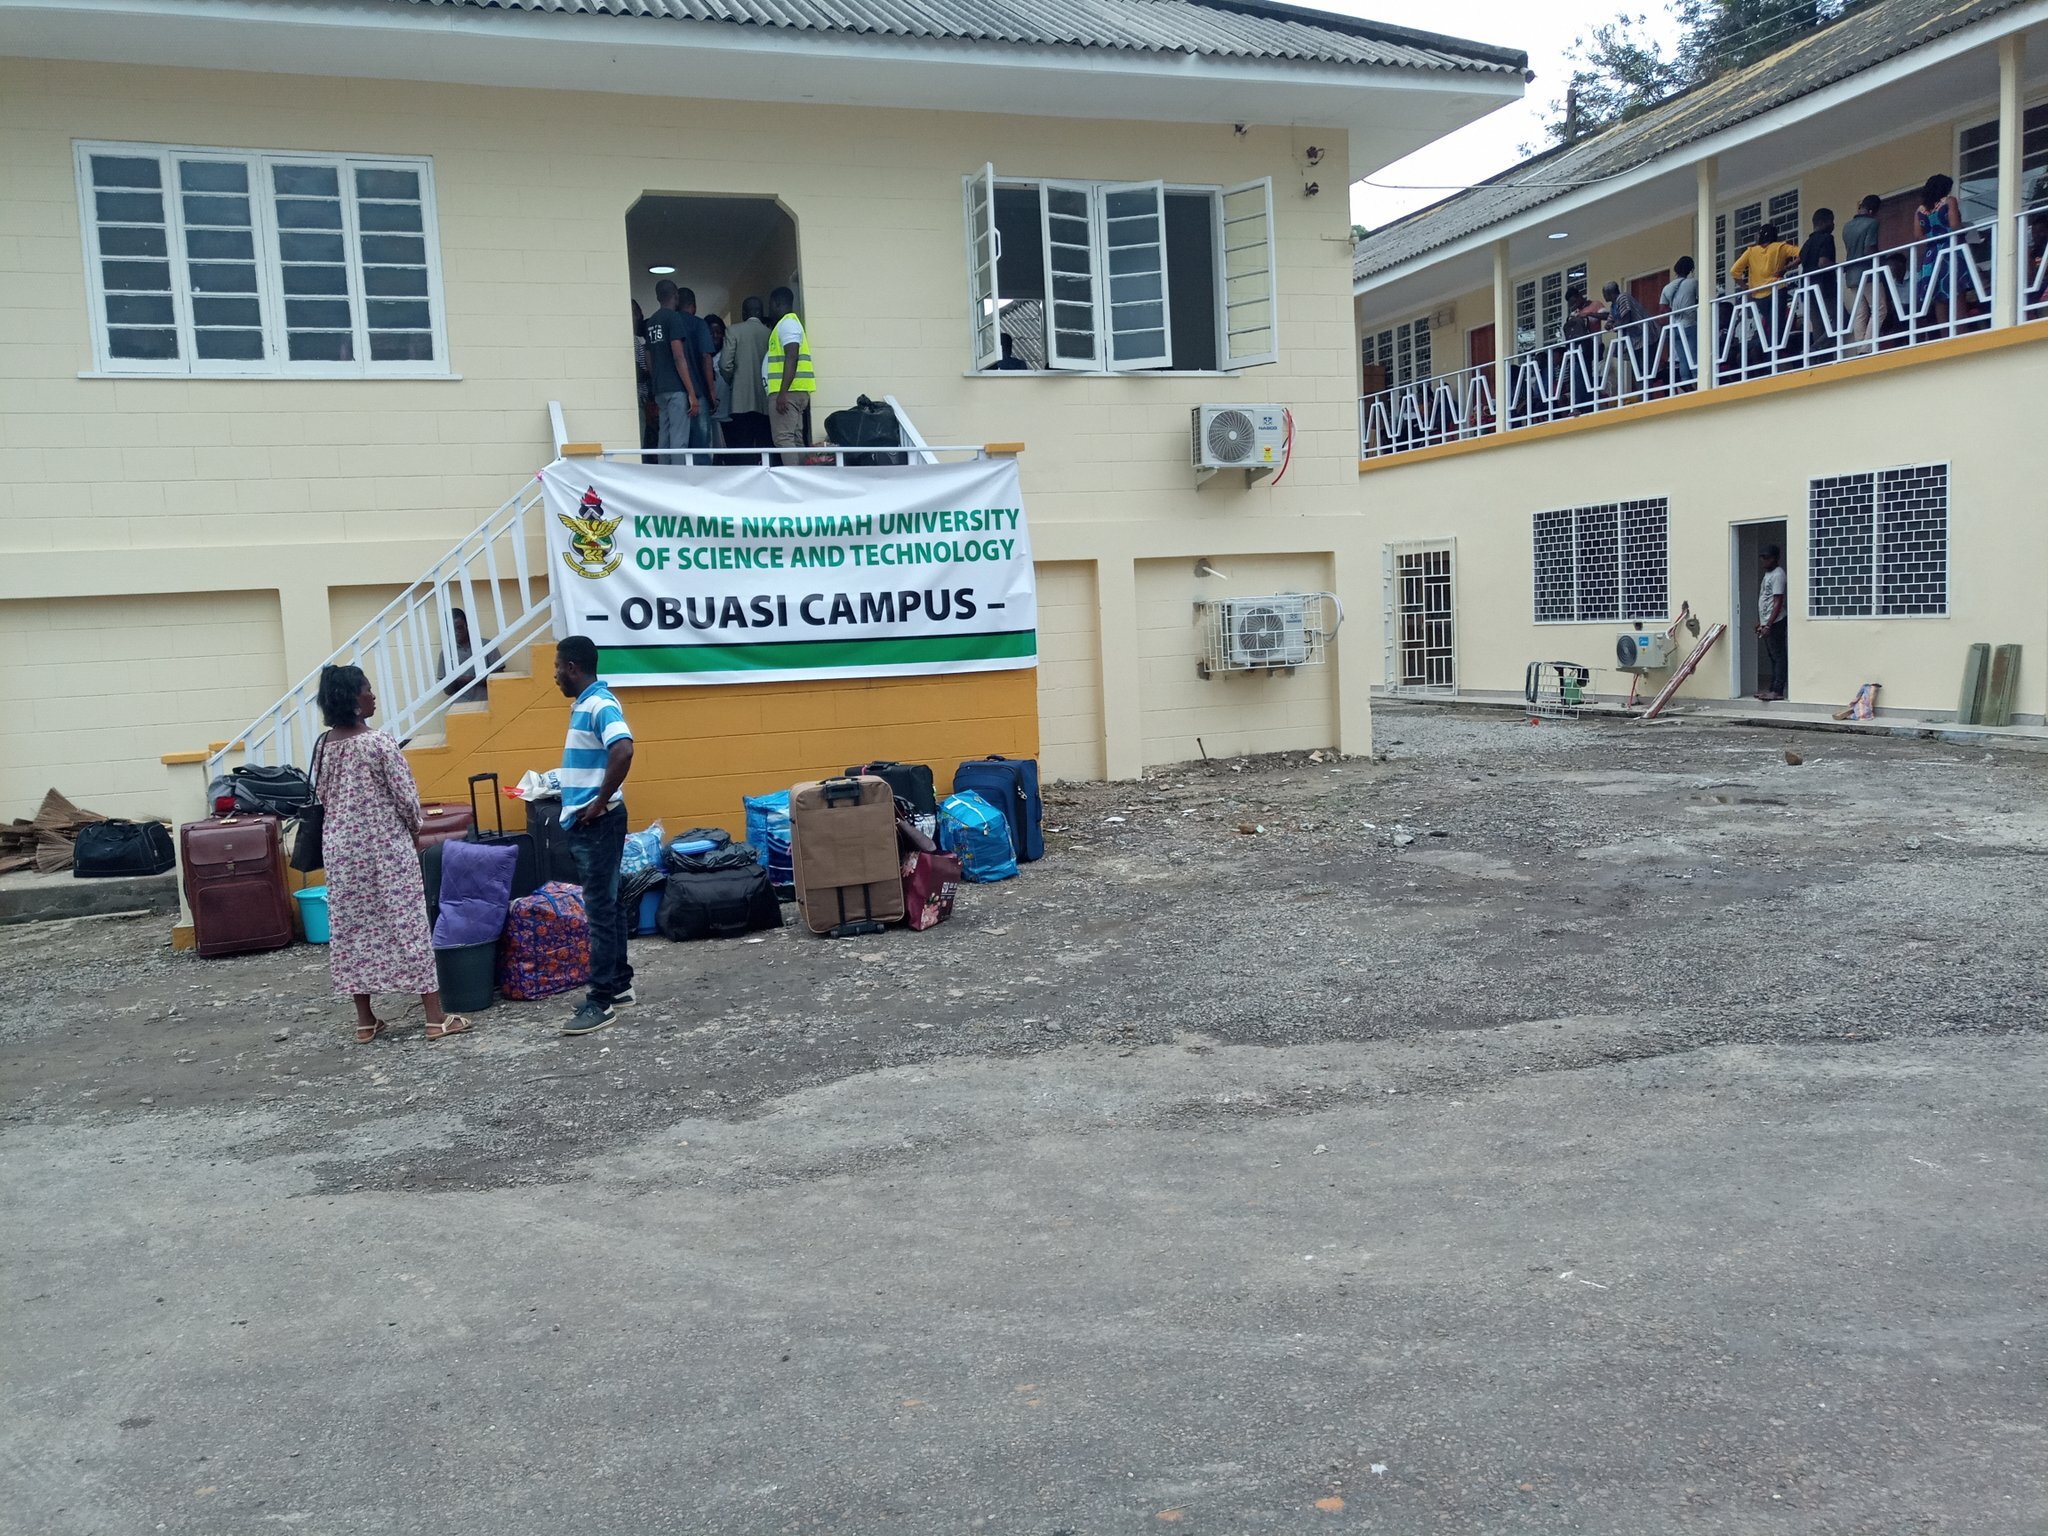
[553,636,636,1036]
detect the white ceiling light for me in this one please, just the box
[1546,231,1569,241]
[648,264,676,274]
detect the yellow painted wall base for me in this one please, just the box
[405,647,1040,837]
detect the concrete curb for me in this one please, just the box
[0,870,180,927]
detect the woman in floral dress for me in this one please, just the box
[316,664,471,1043]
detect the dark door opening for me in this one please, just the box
[1731,519,1787,699]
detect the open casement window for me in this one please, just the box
[1217,178,1278,368]
[1100,180,1171,370]
[967,169,1278,373]
[1041,181,1103,371]
[964,163,1002,371]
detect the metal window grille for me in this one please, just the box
[1514,279,1537,353]
[1365,318,1430,385]
[1389,543,1456,691]
[1809,463,1948,618]
[1532,499,1669,624]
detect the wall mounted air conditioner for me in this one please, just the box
[1616,631,1675,672]
[1198,592,1343,677]
[1191,404,1286,474]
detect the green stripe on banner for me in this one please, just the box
[606,630,1038,674]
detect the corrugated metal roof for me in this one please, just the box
[389,0,1527,72]
[1354,0,2030,281]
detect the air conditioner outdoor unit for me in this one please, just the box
[1198,592,1343,676]
[1191,404,1286,472]
[1615,631,1675,672]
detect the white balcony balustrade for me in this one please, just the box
[1359,211,2040,460]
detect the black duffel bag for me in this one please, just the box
[823,394,906,467]
[658,849,783,941]
[229,764,316,816]
[73,820,176,878]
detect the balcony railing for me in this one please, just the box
[1359,208,2048,460]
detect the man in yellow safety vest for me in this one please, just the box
[763,285,814,461]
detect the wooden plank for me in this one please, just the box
[1636,622,1726,721]
[1956,642,1990,725]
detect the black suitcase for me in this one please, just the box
[844,760,937,823]
[73,819,175,877]
[658,855,783,941]
[822,394,906,466]
[523,797,581,885]
[466,773,539,901]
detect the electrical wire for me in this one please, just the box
[1270,408,1296,486]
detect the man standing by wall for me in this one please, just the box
[644,280,703,456]
[672,287,720,462]
[722,295,773,458]
[554,636,636,1036]
[764,285,815,461]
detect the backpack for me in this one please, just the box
[822,395,906,466]
[496,881,590,1001]
[938,791,1017,883]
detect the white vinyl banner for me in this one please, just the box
[539,458,1036,687]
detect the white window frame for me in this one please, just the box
[1511,260,1588,354]
[1714,182,1801,292]
[1956,96,2048,226]
[964,170,1278,374]
[74,138,451,379]
[1363,317,1432,386]
[1805,461,1951,621]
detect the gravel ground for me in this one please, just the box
[3,704,2045,1534]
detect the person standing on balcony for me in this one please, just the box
[1756,545,1789,703]
[1561,285,1606,414]
[314,664,472,1044]
[1661,256,1699,387]
[1798,209,1840,360]
[645,279,705,457]
[1729,223,1802,374]
[722,296,772,461]
[554,636,636,1037]
[1916,174,1965,329]
[1843,195,1883,356]
[1602,280,1647,396]
[764,285,815,460]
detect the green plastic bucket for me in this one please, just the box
[434,941,496,1013]
[293,886,330,943]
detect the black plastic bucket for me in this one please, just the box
[435,941,496,1013]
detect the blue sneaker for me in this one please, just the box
[612,986,638,1009]
[561,999,616,1037]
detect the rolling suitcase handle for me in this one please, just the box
[822,776,866,807]
[468,772,507,837]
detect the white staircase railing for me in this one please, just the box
[208,469,552,777]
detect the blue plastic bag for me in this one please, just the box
[939,790,1018,882]
[621,820,665,878]
[743,790,794,886]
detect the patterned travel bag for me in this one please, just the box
[496,880,590,1000]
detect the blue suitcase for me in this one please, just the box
[952,756,1043,863]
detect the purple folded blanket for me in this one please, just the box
[433,837,519,948]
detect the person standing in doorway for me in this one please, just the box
[1756,544,1789,702]
[554,636,635,1036]
[704,312,732,453]
[644,280,703,457]
[672,287,719,461]
[764,285,814,460]
[722,296,772,459]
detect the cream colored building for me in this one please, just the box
[1354,0,2048,720]
[0,0,1530,826]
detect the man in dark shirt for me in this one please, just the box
[670,287,719,462]
[1798,208,1839,358]
[1842,196,1884,355]
[643,279,702,456]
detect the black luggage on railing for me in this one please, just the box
[823,395,906,466]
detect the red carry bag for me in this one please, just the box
[901,849,962,932]
[496,880,590,1000]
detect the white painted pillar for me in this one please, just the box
[1695,156,1718,389]
[1491,238,1511,432]
[1330,543,1375,757]
[1993,34,2027,330]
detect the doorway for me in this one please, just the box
[1729,519,1787,699]
[1466,324,1496,429]
[1386,542,1456,691]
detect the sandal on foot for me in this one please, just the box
[424,1015,473,1041]
[355,1018,391,1044]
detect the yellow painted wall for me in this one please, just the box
[1,56,1377,821]
[1357,332,2048,717]
[405,647,1038,837]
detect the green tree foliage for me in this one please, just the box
[1546,0,1865,145]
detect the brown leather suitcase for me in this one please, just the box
[414,802,473,850]
[790,776,905,936]
[181,814,293,958]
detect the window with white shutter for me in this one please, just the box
[75,140,448,377]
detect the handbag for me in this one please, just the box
[282,733,329,874]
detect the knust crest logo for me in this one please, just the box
[558,485,622,580]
